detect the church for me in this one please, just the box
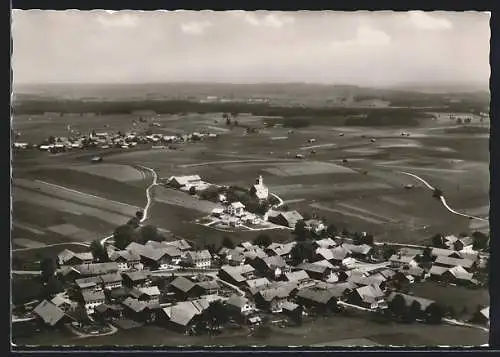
[250,175,269,202]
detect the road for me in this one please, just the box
[399,171,488,222]
[100,165,159,246]
[12,241,91,252]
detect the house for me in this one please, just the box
[100,273,123,290]
[347,271,387,290]
[430,247,462,259]
[434,256,476,271]
[75,276,102,292]
[94,303,124,321]
[137,286,161,305]
[167,175,203,189]
[126,242,181,270]
[453,236,474,251]
[281,301,302,320]
[304,219,326,235]
[57,249,94,266]
[297,262,332,281]
[348,285,387,310]
[315,247,335,262]
[82,290,106,315]
[164,239,192,251]
[284,270,310,282]
[267,210,303,229]
[50,294,76,312]
[443,235,460,250]
[183,250,212,269]
[195,280,220,295]
[225,294,256,319]
[245,277,272,291]
[222,248,246,266]
[73,262,119,277]
[250,175,269,202]
[250,255,288,280]
[330,247,350,264]
[169,276,202,299]
[315,238,337,249]
[108,250,141,271]
[396,266,425,283]
[218,265,256,285]
[228,201,245,217]
[442,266,479,286]
[254,283,296,313]
[122,271,150,288]
[295,286,346,311]
[266,242,296,262]
[161,299,210,332]
[243,247,269,261]
[342,244,373,261]
[33,300,69,327]
[389,254,417,269]
[121,297,159,323]
[211,207,224,217]
[429,265,450,280]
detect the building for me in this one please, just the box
[73,262,119,277]
[137,286,161,305]
[250,175,269,202]
[342,244,373,261]
[126,242,181,270]
[304,219,326,235]
[122,271,150,288]
[33,300,70,327]
[218,264,256,285]
[94,304,124,321]
[167,175,203,189]
[315,238,337,249]
[75,277,102,293]
[169,276,202,300]
[250,255,288,280]
[387,292,435,316]
[348,285,387,310]
[227,201,245,217]
[195,280,220,295]
[225,294,256,319]
[161,299,210,333]
[389,254,417,269]
[108,250,141,271]
[433,256,476,271]
[57,249,94,266]
[267,210,303,229]
[184,250,212,269]
[82,290,106,315]
[296,262,332,281]
[295,286,346,311]
[453,236,474,251]
[100,273,123,290]
[121,297,159,323]
[254,283,295,313]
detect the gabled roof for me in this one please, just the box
[231,201,245,209]
[431,247,459,257]
[342,244,373,255]
[75,276,101,289]
[316,247,334,261]
[315,238,337,248]
[196,280,220,291]
[82,290,105,303]
[331,246,350,260]
[74,262,119,276]
[258,282,296,301]
[170,276,195,292]
[122,270,149,282]
[165,239,192,251]
[244,247,268,260]
[389,254,414,264]
[435,256,474,269]
[186,250,212,260]
[296,287,341,304]
[168,175,202,186]
[75,252,94,261]
[297,262,329,274]
[100,272,123,284]
[57,249,75,262]
[109,250,140,262]
[457,236,474,247]
[281,301,299,311]
[273,242,296,256]
[138,286,161,297]
[447,266,475,281]
[220,264,255,283]
[312,259,335,268]
[34,300,66,326]
[122,297,147,312]
[397,266,424,277]
[355,284,385,303]
[240,241,255,250]
[245,277,271,290]
[284,270,309,282]
[262,255,287,269]
[348,272,386,287]
[226,294,250,308]
[429,265,449,276]
[280,211,304,224]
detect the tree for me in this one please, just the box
[364,233,374,245]
[90,240,108,262]
[425,303,444,324]
[422,246,432,262]
[42,276,64,299]
[127,216,140,228]
[290,242,314,265]
[221,236,234,249]
[409,300,423,320]
[472,231,488,250]
[40,257,56,282]
[388,294,407,317]
[253,234,272,248]
[293,220,307,241]
[431,233,445,248]
[326,224,338,236]
[189,186,197,195]
[47,135,56,144]
[114,224,136,250]
[135,211,144,221]
[341,228,350,236]
[203,300,229,332]
[140,225,162,243]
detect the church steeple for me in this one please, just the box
[257,175,263,185]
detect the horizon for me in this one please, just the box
[12,10,490,87]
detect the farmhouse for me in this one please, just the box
[94,304,124,321]
[245,277,272,291]
[442,266,479,286]
[250,175,269,202]
[433,256,476,271]
[57,249,94,266]
[304,219,326,234]
[73,262,119,277]
[167,175,203,189]
[75,277,102,292]
[342,244,373,260]
[389,254,417,269]
[122,271,150,288]
[453,236,474,251]
[431,247,462,259]
[348,284,387,310]
[195,280,220,295]
[284,270,310,282]
[266,242,296,262]
[267,210,304,229]
[218,265,256,285]
[33,300,70,327]
[227,201,245,217]
[108,250,141,271]
[137,286,161,305]
[315,238,337,249]
[126,242,181,270]
[169,276,200,300]
[121,298,158,323]
[225,294,256,318]
[82,290,106,315]
[183,250,212,269]
[254,283,296,313]
[295,286,345,311]
[297,262,332,281]
[100,273,123,290]
[161,299,210,332]
[250,255,288,280]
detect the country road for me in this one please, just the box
[399,171,489,222]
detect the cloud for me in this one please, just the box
[96,13,138,28]
[180,20,212,35]
[243,13,295,28]
[331,25,391,48]
[408,11,453,30]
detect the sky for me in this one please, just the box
[11,10,491,86]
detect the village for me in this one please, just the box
[12,170,490,341]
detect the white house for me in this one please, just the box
[82,290,106,315]
[226,294,256,315]
[251,175,269,202]
[167,175,203,189]
[228,201,245,217]
[184,250,212,268]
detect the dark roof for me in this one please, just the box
[33,300,66,326]
[296,287,340,304]
[297,262,329,274]
[122,297,147,312]
[342,244,372,255]
[123,271,149,281]
[434,256,474,269]
[170,276,195,292]
[109,250,140,262]
[74,262,119,276]
[284,270,310,282]
[226,294,250,308]
[100,272,123,284]
[196,280,220,291]
[82,290,106,303]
